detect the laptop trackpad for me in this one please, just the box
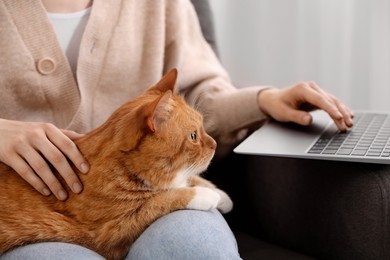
[234,110,335,156]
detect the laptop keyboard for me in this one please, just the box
[307,113,390,157]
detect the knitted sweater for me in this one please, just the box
[0,0,267,151]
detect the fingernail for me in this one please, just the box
[303,115,312,124]
[340,121,347,131]
[42,188,51,196]
[73,182,83,193]
[80,162,89,174]
[58,190,67,200]
[346,117,353,127]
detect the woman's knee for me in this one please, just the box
[1,242,105,260]
[127,209,241,260]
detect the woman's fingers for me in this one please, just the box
[308,82,354,127]
[46,124,89,175]
[283,105,313,126]
[0,119,88,200]
[15,139,69,200]
[257,82,354,132]
[62,129,85,140]
[6,153,51,196]
[296,82,352,131]
[31,138,82,195]
[26,149,68,200]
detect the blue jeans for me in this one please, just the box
[1,210,241,260]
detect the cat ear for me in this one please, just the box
[148,68,178,95]
[145,90,173,133]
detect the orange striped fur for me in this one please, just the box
[0,69,232,260]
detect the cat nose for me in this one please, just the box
[209,138,217,150]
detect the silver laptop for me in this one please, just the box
[234,110,390,164]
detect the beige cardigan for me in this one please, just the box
[0,0,267,151]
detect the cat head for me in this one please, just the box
[89,69,217,189]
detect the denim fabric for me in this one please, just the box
[1,209,241,260]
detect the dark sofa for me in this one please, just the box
[191,1,390,259]
[208,154,390,260]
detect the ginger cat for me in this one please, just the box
[0,69,233,260]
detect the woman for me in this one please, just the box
[0,0,353,259]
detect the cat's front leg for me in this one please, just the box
[214,189,233,213]
[186,186,220,211]
[187,176,233,213]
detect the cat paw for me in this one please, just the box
[186,187,220,211]
[215,189,233,213]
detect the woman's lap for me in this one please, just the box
[0,242,105,260]
[126,209,240,260]
[1,209,241,260]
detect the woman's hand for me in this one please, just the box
[257,81,354,131]
[0,119,89,200]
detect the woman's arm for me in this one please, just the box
[164,0,353,151]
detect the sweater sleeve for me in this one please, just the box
[164,0,269,152]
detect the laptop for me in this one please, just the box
[233,110,390,164]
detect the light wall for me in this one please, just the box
[209,0,390,110]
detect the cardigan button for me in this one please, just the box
[37,57,57,75]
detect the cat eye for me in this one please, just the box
[189,131,197,142]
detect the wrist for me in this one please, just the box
[257,88,276,115]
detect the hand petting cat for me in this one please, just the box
[257,81,354,132]
[0,119,89,200]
